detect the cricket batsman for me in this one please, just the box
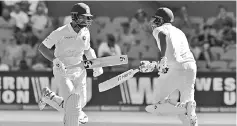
[38,3,103,126]
[139,7,198,126]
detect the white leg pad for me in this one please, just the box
[64,94,88,126]
[64,94,81,126]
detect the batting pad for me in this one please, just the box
[64,94,81,126]
[64,115,80,126]
[145,103,186,116]
[65,94,81,115]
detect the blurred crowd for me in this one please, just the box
[0,1,53,71]
[0,1,236,72]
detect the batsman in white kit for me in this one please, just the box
[38,3,103,126]
[139,7,198,126]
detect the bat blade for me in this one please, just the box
[98,69,139,92]
[87,55,128,69]
[66,55,128,69]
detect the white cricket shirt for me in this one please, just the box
[42,23,90,66]
[152,23,195,68]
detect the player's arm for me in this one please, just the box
[83,31,97,60]
[139,31,167,73]
[84,47,104,77]
[38,43,55,62]
[84,47,97,60]
[38,31,58,62]
[157,31,168,74]
[158,31,167,61]
[84,37,103,77]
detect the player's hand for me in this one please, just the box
[157,57,169,76]
[139,61,157,73]
[53,58,66,74]
[93,67,103,77]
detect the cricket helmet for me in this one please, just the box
[150,7,174,29]
[71,3,93,28]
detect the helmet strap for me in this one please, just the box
[70,21,82,33]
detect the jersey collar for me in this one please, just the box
[68,23,88,34]
[163,23,172,26]
[68,23,75,33]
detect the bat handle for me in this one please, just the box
[132,69,140,76]
[134,69,140,73]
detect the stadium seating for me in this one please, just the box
[210,60,228,71]
[1,1,235,73]
[228,61,236,71]
[197,60,208,71]
[220,49,236,61]
[95,16,111,25]
[210,47,225,60]
[205,17,216,25]
[189,16,204,25]
[142,45,158,60]
[112,16,129,25]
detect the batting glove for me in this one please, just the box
[93,67,103,77]
[53,58,66,75]
[157,57,169,76]
[139,61,157,73]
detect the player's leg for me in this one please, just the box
[146,88,188,116]
[64,93,82,126]
[178,62,198,126]
[38,73,74,112]
[72,70,88,124]
[152,71,175,104]
[64,69,88,126]
[146,71,185,115]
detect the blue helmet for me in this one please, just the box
[150,7,174,29]
[71,3,93,28]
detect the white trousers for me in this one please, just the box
[154,61,197,103]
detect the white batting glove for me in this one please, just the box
[93,67,103,77]
[53,58,66,75]
[157,57,169,76]
[139,61,157,73]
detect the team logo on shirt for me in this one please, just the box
[82,36,86,41]
[64,36,75,39]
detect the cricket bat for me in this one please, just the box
[66,55,128,69]
[98,68,140,92]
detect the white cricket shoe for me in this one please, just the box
[79,111,88,124]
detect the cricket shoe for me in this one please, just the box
[145,102,186,116]
[79,111,88,124]
[38,87,55,110]
[186,101,198,126]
